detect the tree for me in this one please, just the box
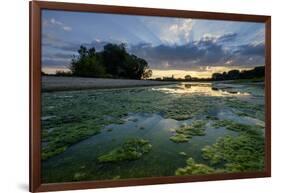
[185,75,192,80]
[70,46,106,77]
[143,69,152,79]
[212,73,223,80]
[211,66,264,81]
[228,70,240,79]
[70,43,151,79]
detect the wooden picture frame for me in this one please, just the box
[30,1,271,192]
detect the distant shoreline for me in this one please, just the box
[42,76,177,92]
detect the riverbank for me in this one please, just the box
[42,76,176,92]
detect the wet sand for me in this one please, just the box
[42,76,176,92]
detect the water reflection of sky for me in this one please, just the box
[151,82,251,97]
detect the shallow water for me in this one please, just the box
[41,81,265,183]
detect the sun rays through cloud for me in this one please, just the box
[41,10,265,77]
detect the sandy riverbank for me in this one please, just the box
[42,76,176,92]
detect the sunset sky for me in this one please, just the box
[42,10,265,78]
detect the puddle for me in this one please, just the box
[42,113,237,182]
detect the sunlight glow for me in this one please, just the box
[151,66,254,79]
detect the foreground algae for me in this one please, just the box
[41,86,219,160]
[201,133,264,172]
[175,119,265,175]
[175,158,215,175]
[98,138,152,163]
[42,82,265,180]
[41,82,265,182]
[169,120,206,143]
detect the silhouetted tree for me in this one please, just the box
[211,66,264,81]
[228,70,240,79]
[70,45,106,77]
[185,75,192,80]
[143,69,152,79]
[70,43,152,79]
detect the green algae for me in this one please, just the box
[225,98,265,121]
[169,120,207,143]
[41,87,215,160]
[212,119,251,131]
[175,158,215,176]
[98,138,152,163]
[201,134,264,172]
[41,120,101,160]
[41,82,266,182]
[170,134,191,143]
[73,172,87,181]
[212,119,264,133]
[112,175,121,180]
[179,152,187,156]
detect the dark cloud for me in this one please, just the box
[129,36,264,70]
[130,40,229,69]
[235,43,265,56]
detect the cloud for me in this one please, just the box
[42,33,80,52]
[159,19,194,45]
[41,37,110,68]
[235,43,265,56]
[130,39,227,70]
[200,33,237,44]
[129,35,264,70]
[42,33,111,53]
[43,18,72,31]
[41,30,265,71]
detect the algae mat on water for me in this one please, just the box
[41,83,265,182]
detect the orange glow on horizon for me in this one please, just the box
[150,66,255,79]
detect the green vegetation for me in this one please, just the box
[170,134,191,143]
[41,120,102,160]
[174,116,264,175]
[201,134,264,172]
[98,138,152,163]
[70,44,152,79]
[73,172,87,181]
[212,119,253,131]
[175,158,215,175]
[225,98,265,121]
[42,82,265,182]
[175,130,264,175]
[41,87,218,160]
[169,120,206,143]
[179,152,187,156]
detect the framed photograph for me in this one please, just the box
[30,1,271,192]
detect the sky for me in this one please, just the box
[42,10,265,78]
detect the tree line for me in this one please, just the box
[65,43,152,79]
[211,66,264,81]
